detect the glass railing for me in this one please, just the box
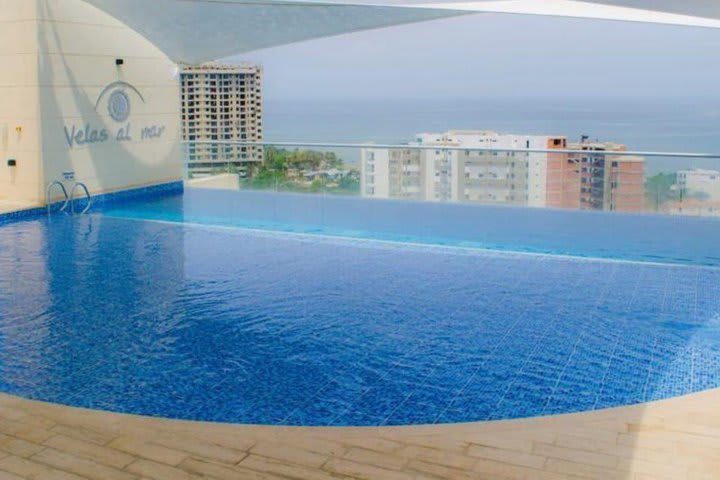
[182,140,720,218]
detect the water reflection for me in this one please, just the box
[0,215,187,413]
[0,211,719,426]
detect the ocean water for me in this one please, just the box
[264,97,720,173]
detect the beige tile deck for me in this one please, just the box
[0,390,719,480]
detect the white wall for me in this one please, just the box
[678,169,720,200]
[0,0,42,203]
[0,0,181,205]
[186,173,240,190]
[527,154,549,207]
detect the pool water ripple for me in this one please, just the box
[0,207,719,426]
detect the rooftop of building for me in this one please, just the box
[421,130,566,139]
[677,168,720,175]
[606,155,646,163]
[414,131,568,148]
[181,62,263,74]
[568,141,628,152]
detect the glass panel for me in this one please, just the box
[182,141,720,216]
[175,140,720,268]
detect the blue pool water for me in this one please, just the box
[0,189,719,426]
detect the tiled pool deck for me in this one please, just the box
[0,389,718,480]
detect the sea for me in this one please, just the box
[263,97,720,175]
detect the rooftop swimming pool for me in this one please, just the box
[104,189,720,267]
[0,188,719,426]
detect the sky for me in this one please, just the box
[229,11,720,101]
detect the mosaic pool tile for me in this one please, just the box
[1,203,720,426]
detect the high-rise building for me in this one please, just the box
[180,63,263,176]
[362,131,568,207]
[361,131,646,212]
[567,140,645,212]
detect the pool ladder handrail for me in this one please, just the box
[70,182,92,215]
[46,181,69,215]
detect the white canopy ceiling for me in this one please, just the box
[588,0,720,19]
[422,1,720,27]
[81,0,466,64]
[81,0,720,64]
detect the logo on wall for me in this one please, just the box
[108,90,131,123]
[63,81,165,148]
[96,81,144,123]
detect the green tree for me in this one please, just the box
[263,146,289,171]
[645,173,677,210]
[338,175,360,193]
[310,179,325,192]
[240,146,356,193]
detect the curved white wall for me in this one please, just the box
[0,0,181,204]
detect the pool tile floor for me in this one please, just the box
[3,215,720,426]
[0,390,719,479]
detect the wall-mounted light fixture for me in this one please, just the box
[116,58,124,66]
[7,159,16,167]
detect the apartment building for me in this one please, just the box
[567,139,645,212]
[446,131,568,207]
[675,169,720,200]
[180,63,263,175]
[361,131,646,212]
[361,131,568,207]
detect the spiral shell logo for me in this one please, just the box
[63,80,165,149]
[94,81,145,123]
[107,89,131,123]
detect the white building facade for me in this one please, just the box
[676,169,720,200]
[361,131,568,207]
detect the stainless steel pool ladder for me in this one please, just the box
[69,182,92,215]
[46,181,92,215]
[46,181,69,215]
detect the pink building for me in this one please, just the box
[545,140,646,213]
